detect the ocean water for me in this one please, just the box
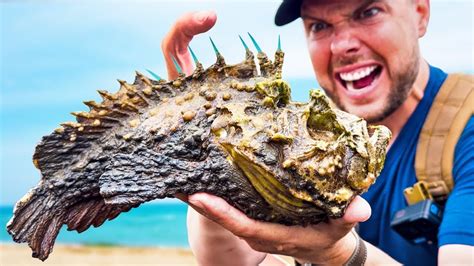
[1,202,189,247]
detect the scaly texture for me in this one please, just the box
[7,35,391,261]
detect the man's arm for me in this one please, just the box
[437,116,474,265]
[187,207,267,265]
[439,245,474,265]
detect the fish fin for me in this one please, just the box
[65,198,138,232]
[7,190,64,261]
[7,191,137,261]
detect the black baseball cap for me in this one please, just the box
[275,0,303,26]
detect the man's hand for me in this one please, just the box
[161,10,217,79]
[187,192,372,265]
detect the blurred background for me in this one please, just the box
[0,0,472,264]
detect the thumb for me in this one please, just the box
[162,11,217,79]
[329,196,371,237]
[342,196,372,224]
[180,11,217,39]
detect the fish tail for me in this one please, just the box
[7,187,136,261]
[6,188,64,261]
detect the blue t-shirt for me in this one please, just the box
[359,66,474,266]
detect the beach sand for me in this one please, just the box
[0,243,197,265]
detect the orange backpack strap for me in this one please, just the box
[414,73,474,203]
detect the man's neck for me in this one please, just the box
[378,60,430,148]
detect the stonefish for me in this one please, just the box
[7,35,391,260]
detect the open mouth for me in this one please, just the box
[336,65,382,92]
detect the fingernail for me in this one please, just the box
[194,11,210,23]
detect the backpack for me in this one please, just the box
[405,73,474,205]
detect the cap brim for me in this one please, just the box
[274,0,302,26]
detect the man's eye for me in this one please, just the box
[359,7,381,19]
[310,22,329,32]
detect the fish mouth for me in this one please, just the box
[335,64,383,92]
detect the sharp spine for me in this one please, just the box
[247,32,262,53]
[169,54,183,74]
[71,111,94,119]
[145,69,162,81]
[83,100,103,109]
[277,35,281,52]
[136,71,152,86]
[117,79,135,92]
[209,37,220,56]
[239,35,249,51]
[188,46,200,65]
[97,90,117,101]
[135,71,144,78]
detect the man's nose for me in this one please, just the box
[330,28,361,56]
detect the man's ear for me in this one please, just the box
[415,0,430,37]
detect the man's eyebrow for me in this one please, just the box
[301,0,383,22]
[300,13,325,22]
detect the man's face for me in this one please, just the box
[301,0,427,122]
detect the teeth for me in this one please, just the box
[346,81,355,91]
[339,66,376,81]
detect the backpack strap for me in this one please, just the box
[414,73,474,203]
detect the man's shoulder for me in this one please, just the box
[411,70,472,199]
[438,75,473,246]
[439,117,474,247]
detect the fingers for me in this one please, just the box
[187,192,373,263]
[187,193,302,242]
[188,193,371,250]
[162,11,217,79]
[343,196,371,223]
[188,193,258,237]
[328,196,371,238]
[175,11,217,40]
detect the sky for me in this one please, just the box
[1,0,473,205]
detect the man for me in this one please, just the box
[162,0,474,265]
